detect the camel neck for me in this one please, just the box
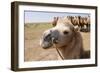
[58,32,83,59]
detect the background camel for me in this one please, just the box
[40,17,90,59]
[67,15,90,32]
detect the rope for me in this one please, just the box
[54,44,64,60]
[52,37,64,60]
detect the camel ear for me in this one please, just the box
[52,17,59,27]
[74,25,79,32]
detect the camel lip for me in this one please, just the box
[41,43,53,49]
[42,46,51,49]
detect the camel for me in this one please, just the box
[52,17,59,26]
[67,16,90,32]
[40,17,90,59]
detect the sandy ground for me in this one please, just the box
[24,24,90,61]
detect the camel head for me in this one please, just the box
[40,17,79,49]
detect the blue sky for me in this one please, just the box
[24,11,90,23]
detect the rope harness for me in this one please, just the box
[52,38,64,60]
[54,44,64,60]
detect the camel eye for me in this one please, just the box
[63,31,69,35]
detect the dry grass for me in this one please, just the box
[24,23,90,61]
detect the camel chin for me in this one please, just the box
[41,42,53,49]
